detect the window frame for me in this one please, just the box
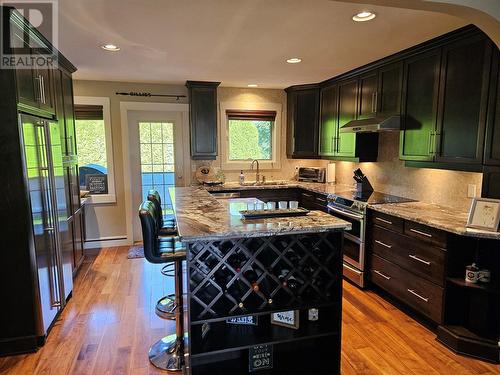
[220,101,282,171]
[74,96,116,204]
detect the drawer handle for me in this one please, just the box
[409,254,431,266]
[375,240,392,249]
[373,270,391,280]
[302,193,313,198]
[409,228,432,238]
[407,289,429,302]
[375,217,393,225]
[316,197,327,203]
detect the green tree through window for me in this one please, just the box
[228,120,272,160]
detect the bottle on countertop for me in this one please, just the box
[239,170,245,185]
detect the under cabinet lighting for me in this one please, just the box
[101,44,121,52]
[352,11,376,22]
[247,84,258,88]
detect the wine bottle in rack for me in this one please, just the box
[243,268,260,292]
[228,253,247,272]
[278,269,303,293]
[285,249,300,266]
[300,262,315,277]
[312,246,326,260]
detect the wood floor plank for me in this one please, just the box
[0,246,498,375]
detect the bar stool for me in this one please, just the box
[147,190,178,319]
[139,201,187,371]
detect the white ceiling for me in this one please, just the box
[58,0,466,88]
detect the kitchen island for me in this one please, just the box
[172,187,351,374]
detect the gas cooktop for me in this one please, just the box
[327,190,415,214]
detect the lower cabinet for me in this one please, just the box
[368,210,447,323]
[299,191,328,212]
[71,209,85,273]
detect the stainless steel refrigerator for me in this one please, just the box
[19,114,74,337]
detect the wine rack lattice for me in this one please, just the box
[188,232,341,321]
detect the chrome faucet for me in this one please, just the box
[250,159,260,184]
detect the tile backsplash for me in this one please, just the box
[335,132,483,211]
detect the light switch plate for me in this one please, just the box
[467,184,477,198]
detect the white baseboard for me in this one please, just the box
[84,236,131,249]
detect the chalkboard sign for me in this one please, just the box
[86,174,108,194]
[249,344,273,372]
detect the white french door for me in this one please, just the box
[128,110,184,241]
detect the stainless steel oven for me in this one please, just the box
[327,201,366,287]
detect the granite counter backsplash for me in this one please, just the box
[172,187,351,243]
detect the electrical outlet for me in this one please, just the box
[467,184,477,198]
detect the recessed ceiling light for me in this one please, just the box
[352,11,376,22]
[101,43,121,52]
[247,84,258,88]
[286,57,302,64]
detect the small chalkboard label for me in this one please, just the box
[249,344,273,372]
[226,315,258,326]
[86,174,108,194]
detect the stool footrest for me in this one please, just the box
[156,295,177,320]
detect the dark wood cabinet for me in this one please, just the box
[319,84,338,157]
[186,81,220,160]
[482,166,500,199]
[400,49,441,161]
[484,49,500,166]
[357,71,378,120]
[435,35,492,165]
[299,191,328,212]
[286,86,320,158]
[337,79,358,158]
[72,209,85,272]
[377,62,403,116]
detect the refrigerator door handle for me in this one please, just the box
[45,227,62,308]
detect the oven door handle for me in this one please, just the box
[327,205,364,221]
[344,232,362,244]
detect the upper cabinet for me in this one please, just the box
[186,81,220,160]
[337,79,359,158]
[319,84,338,157]
[377,62,403,117]
[399,50,441,161]
[357,71,378,120]
[435,35,492,165]
[484,48,500,167]
[286,86,320,158]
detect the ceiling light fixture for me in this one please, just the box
[352,11,376,22]
[247,84,258,88]
[101,43,121,52]
[286,57,302,64]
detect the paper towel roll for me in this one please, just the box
[327,163,336,183]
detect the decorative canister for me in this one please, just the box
[465,263,480,283]
[478,269,491,283]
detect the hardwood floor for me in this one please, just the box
[0,246,498,374]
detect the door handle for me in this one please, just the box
[375,217,392,225]
[40,75,46,104]
[407,289,429,303]
[409,254,431,265]
[34,75,43,103]
[373,270,391,280]
[375,240,392,249]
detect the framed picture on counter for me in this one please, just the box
[467,198,500,231]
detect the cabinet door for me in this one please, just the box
[61,71,77,157]
[337,79,358,157]
[33,60,56,115]
[484,49,500,166]
[72,209,84,271]
[436,35,491,165]
[357,71,378,120]
[400,50,441,161]
[187,82,220,160]
[482,167,500,199]
[15,66,39,109]
[291,88,320,158]
[319,84,338,157]
[378,62,403,116]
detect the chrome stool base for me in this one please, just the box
[148,334,187,371]
[155,294,176,320]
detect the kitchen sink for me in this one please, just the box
[240,180,289,186]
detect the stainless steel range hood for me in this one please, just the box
[339,115,400,133]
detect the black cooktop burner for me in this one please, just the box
[330,190,415,205]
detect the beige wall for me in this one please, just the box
[192,87,329,183]
[73,80,188,244]
[335,132,483,211]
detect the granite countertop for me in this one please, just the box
[204,181,352,196]
[171,187,351,243]
[368,202,500,240]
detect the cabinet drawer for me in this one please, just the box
[370,211,404,233]
[371,255,444,323]
[404,220,447,247]
[371,225,445,286]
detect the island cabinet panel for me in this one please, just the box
[186,81,220,160]
[399,49,441,161]
[318,84,338,157]
[435,35,492,165]
[484,48,500,167]
[286,86,320,158]
[368,210,447,323]
[187,232,343,374]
